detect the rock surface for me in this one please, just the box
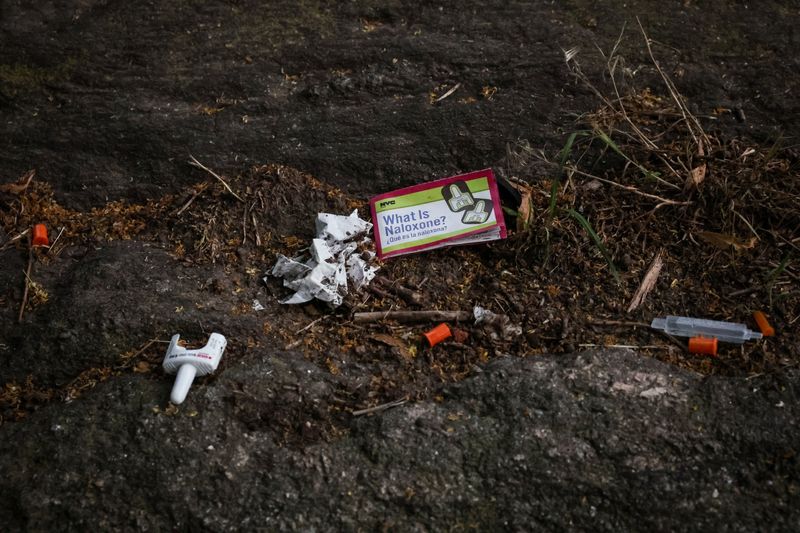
[1,349,798,531]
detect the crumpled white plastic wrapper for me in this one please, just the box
[269,210,379,307]
[474,305,522,340]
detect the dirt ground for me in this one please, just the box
[1,0,799,530]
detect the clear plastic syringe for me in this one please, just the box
[650,315,763,344]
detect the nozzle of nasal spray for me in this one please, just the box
[162,333,227,404]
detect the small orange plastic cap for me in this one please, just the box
[752,311,775,337]
[32,224,49,246]
[688,336,718,357]
[423,323,452,347]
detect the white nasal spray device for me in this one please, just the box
[162,333,227,404]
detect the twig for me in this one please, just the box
[657,331,688,351]
[600,24,659,152]
[48,226,66,252]
[0,169,36,194]
[374,277,423,306]
[353,310,471,324]
[599,38,688,190]
[367,285,395,301]
[636,17,708,147]
[296,316,328,335]
[352,398,408,417]
[17,245,34,323]
[131,340,158,355]
[728,286,760,298]
[242,202,250,245]
[0,228,30,251]
[187,155,244,202]
[566,165,691,207]
[118,338,168,366]
[286,339,303,350]
[434,83,461,103]
[173,182,210,215]
[251,212,262,246]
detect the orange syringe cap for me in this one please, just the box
[752,311,775,337]
[688,336,718,357]
[423,323,452,347]
[32,224,49,246]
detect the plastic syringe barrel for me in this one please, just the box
[651,316,762,344]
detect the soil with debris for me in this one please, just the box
[1,1,799,530]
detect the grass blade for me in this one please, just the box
[549,132,581,222]
[766,253,791,286]
[594,129,626,159]
[567,208,620,282]
[593,128,662,181]
[558,132,579,166]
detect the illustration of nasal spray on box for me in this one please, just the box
[162,333,227,404]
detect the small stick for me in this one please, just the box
[728,287,759,298]
[0,228,30,251]
[367,285,395,301]
[242,202,250,245]
[434,83,461,103]
[48,226,66,252]
[17,243,34,323]
[119,339,157,365]
[132,339,157,355]
[354,310,471,324]
[657,331,687,351]
[251,212,262,246]
[636,17,708,147]
[374,277,423,306]
[0,169,36,194]
[567,166,691,206]
[188,155,244,202]
[296,316,328,335]
[352,398,408,417]
[286,339,303,350]
[173,182,210,215]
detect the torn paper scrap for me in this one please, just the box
[317,210,372,243]
[346,253,377,290]
[269,210,379,307]
[272,255,312,279]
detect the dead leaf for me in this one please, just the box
[0,169,35,194]
[133,361,151,373]
[697,231,758,251]
[370,333,412,359]
[684,140,706,192]
[510,181,534,231]
[627,248,664,313]
[517,191,533,231]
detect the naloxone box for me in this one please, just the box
[370,169,507,259]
